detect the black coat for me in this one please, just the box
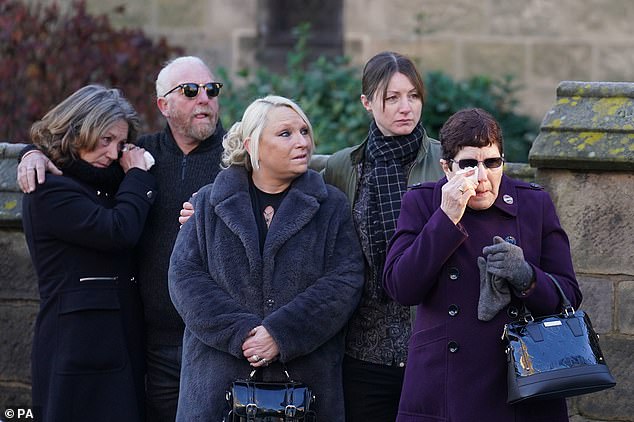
[22,168,156,422]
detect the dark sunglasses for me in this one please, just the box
[162,82,223,98]
[449,157,504,169]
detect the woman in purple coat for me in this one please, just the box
[383,108,582,421]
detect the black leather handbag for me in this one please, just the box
[224,367,316,421]
[502,273,616,404]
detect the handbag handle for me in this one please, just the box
[248,364,292,382]
[519,273,575,322]
[544,273,575,315]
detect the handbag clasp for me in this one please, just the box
[246,403,258,420]
[285,404,297,417]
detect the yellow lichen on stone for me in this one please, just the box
[549,118,563,128]
[592,97,628,118]
[574,132,603,151]
[4,200,17,210]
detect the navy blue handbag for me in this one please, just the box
[502,273,616,404]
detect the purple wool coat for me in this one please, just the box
[383,175,582,422]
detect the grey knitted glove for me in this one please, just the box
[477,256,511,321]
[482,236,534,294]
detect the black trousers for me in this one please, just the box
[343,355,405,422]
[145,344,182,422]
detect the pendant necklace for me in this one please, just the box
[263,205,275,229]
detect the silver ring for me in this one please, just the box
[251,354,261,362]
[459,187,465,194]
[260,358,268,365]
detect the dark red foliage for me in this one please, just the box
[0,0,184,143]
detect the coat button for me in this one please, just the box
[448,304,460,317]
[507,306,519,319]
[146,190,154,199]
[504,236,516,245]
[448,267,460,280]
[265,298,275,308]
[448,341,460,353]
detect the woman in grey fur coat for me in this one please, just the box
[168,95,364,421]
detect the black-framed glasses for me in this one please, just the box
[449,157,504,169]
[162,82,223,99]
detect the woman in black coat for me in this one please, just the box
[22,85,156,422]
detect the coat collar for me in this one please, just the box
[210,166,328,261]
[490,175,518,217]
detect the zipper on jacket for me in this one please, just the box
[79,276,119,282]
[181,156,188,181]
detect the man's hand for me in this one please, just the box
[17,150,62,193]
[179,200,195,226]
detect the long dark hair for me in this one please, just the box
[361,51,425,110]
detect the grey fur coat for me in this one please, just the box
[168,166,364,421]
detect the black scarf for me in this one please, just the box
[61,159,125,194]
[365,120,424,300]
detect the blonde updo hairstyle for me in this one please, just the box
[222,95,314,171]
[29,84,140,168]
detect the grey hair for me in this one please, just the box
[155,56,212,97]
[221,95,315,170]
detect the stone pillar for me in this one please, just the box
[529,81,634,421]
[0,143,37,410]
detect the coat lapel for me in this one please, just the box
[210,167,261,271]
[210,168,328,267]
[263,170,327,260]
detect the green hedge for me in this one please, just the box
[218,24,538,162]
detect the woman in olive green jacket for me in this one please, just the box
[322,51,444,422]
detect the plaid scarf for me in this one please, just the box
[365,120,424,300]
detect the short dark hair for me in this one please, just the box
[439,108,503,160]
[361,51,425,110]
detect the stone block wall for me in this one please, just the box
[0,144,36,411]
[530,81,634,421]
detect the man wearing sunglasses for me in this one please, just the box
[17,56,227,422]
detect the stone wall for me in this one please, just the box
[0,143,36,411]
[530,81,634,422]
[30,0,634,123]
